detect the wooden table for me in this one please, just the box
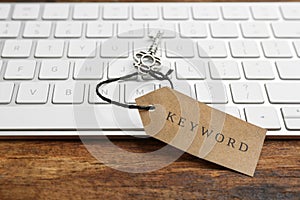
[0,1,299,199]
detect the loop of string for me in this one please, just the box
[96,69,174,111]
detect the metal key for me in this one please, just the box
[133,31,163,74]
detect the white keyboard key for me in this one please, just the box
[161,81,193,97]
[86,22,113,38]
[0,22,21,38]
[2,40,32,58]
[230,83,264,103]
[266,83,300,103]
[53,83,85,104]
[5,60,36,80]
[148,23,176,38]
[68,40,96,58]
[282,107,300,118]
[276,61,300,80]
[0,61,2,73]
[118,22,144,38]
[35,40,65,58]
[243,61,275,80]
[175,60,206,80]
[198,41,227,58]
[133,5,159,20]
[179,22,207,38]
[43,4,69,19]
[23,22,52,38]
[230,40,260,58]
[284,119,300,130]
[245,107,281,130]
[165,40,194,58]
[39,60,70,80]
[222,6,250,20]
[101,40,129,58]
[125,82,155,103]
[13,4,40,19]
[16,83,49,104]
[108,60,136,79]
[103,5,128,20]
[0,4,10,19]
[195,82,228,104]
[281,5,300,20]
[272,22,300,38]
[210,22,238,38]
[209,61,240,80]
[251,6,279,20]
[192,6,219,20]
[55,22,82,38]
[74,60,103,80]
[213,106,241,119]
[241,22,269,38]
[163,6,189,20]
[73,4,99,19]
[0,83,14,104]
[261,41,292,58]
[89,83,120,104]
[294,41,300,57]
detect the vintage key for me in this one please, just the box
[133,31,163,74]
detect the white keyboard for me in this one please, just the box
[0,2,300,138]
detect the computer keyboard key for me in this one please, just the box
[35,40,65,58]
[240,22,269,38]
[245,107,281,130]
[294,41,300,57]
[125,82,155,103]
[16,83,49,104]
[39,60,70,80]
[0,22,21,38]
[229,41,260,58]
[266,83,300,103]
[210,22,239,38]
[108,60,136,79]
[53,83,85,104]
[74,60,104,80]
[117,23,144,38]
[179,22,207,38]
[103,5,129,20]
[192,6,219,20]
[281,5,300,20]
[86,22,113,38]
[261,41,292,58]
[0,61,2,73]
[55,22,82,38]
[0,83,14,104]
[101,40,129,58]
[209,61,240,80]
[276,61,300,80]
[242,61,275,80]
[12,4,40,20]
[43,4,69,19]
[163,6,189,20]
[198,41,227,58]
[284,119,300,130]
[0,4,10,19]
[23,22,52,38]
[222,6,250,20]
[165,40,194,58]
[2,40,32,58]
[68,40,96,58]
[73,4,99,19]
[5,60,36,80]
[89,83,120,104]
[251,6,279,20]
[230,83,264,104]
[195,82,228,104]
[272,22,300,38]
[133,5,159,20]
[175,60,206,80]
[213,106,241,119]
[282,107,300,118]
[148,23,176,38]
[160,82,193,97]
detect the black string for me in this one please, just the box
[96,69,174,111]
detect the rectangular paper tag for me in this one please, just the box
[136,87,266,176]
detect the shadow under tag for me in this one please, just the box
[135,87,267,176]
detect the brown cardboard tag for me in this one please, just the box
[135,87,266,176]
